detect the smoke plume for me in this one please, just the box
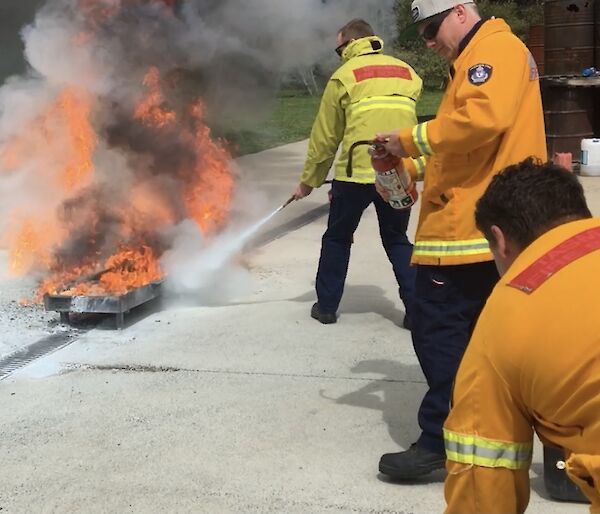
[0,0,395,296]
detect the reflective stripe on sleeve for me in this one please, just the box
[412,122,433,156]
[414,239,490,257]
[413,156,426,180]
[347,96,417,117]
[444,429,533,470]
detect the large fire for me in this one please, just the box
[0,0,235,299]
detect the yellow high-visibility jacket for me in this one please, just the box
[300,36,424,187]
[444,218,600,514]
[398,19,547,265]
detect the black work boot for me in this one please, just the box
[379,444,446,479]
[310,302,337,324]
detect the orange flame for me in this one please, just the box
[33,71,232,298]
[4,3,235,300]
[4,88,95,275]
[134,67,177,128]
[0,88,95,190]
[185,101,235,233]
[8,217,55,275]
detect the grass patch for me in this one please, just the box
[417,89,443,117]
[225,89,443,156]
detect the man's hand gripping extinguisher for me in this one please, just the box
[346,139,418,209]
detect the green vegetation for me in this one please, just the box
[418,89,443,117]
[222,92,321,156]
[225,89,443,156]
[394,0,544,89]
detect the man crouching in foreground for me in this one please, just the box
[443,158,600,513]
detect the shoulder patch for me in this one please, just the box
[527,51,539,81]
[468,64,493,86]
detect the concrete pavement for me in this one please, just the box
[0,141,596,513]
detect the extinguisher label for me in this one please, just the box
[376,170,416,210]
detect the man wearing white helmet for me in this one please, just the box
[376,0,546,481]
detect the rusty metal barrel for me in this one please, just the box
[542,79,595,157]
[595,87,600,135]
[596,0,600,69]
[528,24,545,75]
[544,0,595,75]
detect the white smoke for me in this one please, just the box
[179,0,397,71]
[160,182,277,303]
[160,220,255,304]
[0,0,396,299]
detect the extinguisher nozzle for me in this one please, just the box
[279,195,295,211]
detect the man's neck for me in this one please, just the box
[456,17,484,55]
[459,17,482,41]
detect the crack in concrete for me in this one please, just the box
[74,364,425,384]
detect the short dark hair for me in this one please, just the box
[475,158,592,250]
[338,18,375,41]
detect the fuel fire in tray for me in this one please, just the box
[44,281,163,329]
[1,0,238,325]
[43,257,164,329]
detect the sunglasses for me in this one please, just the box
[420,8,453,41]
[335,40,350,57]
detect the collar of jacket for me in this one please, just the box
[453,18,511,67]
[450,18,486,77]
[457,18,486,55]
[341,36,384,62]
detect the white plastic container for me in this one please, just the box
[580,138,600,176]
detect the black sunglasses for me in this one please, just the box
[421,8,453,41]
[335,40,350,57]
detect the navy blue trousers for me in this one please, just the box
[413,261,499,455]
[315,180,415,316]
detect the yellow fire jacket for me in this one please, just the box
[443,217,600,514]
[398,19,547,265]
[300,36,424,187]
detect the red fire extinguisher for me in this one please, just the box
[346,139,418,209]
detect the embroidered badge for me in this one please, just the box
[411,6,420,22]
[468,64,493,85]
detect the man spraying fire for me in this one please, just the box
[291,18,424,327]
[444,158,600,513]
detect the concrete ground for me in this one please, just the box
[0,141,597,513]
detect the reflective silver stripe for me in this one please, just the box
[348,96,417,116]
[445,440,532,465]
[414,156,426,180]
[444,430,533,470]
[412,122,433,156]
[414,240,490,256]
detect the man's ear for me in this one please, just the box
[455,4,468,21]
[490,224,522,275]
[490,225,508,259]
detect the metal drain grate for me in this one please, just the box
[0,332,80,381]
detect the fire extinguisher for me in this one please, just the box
[346,139,418,209]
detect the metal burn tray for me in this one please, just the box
[44,281,163,329]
